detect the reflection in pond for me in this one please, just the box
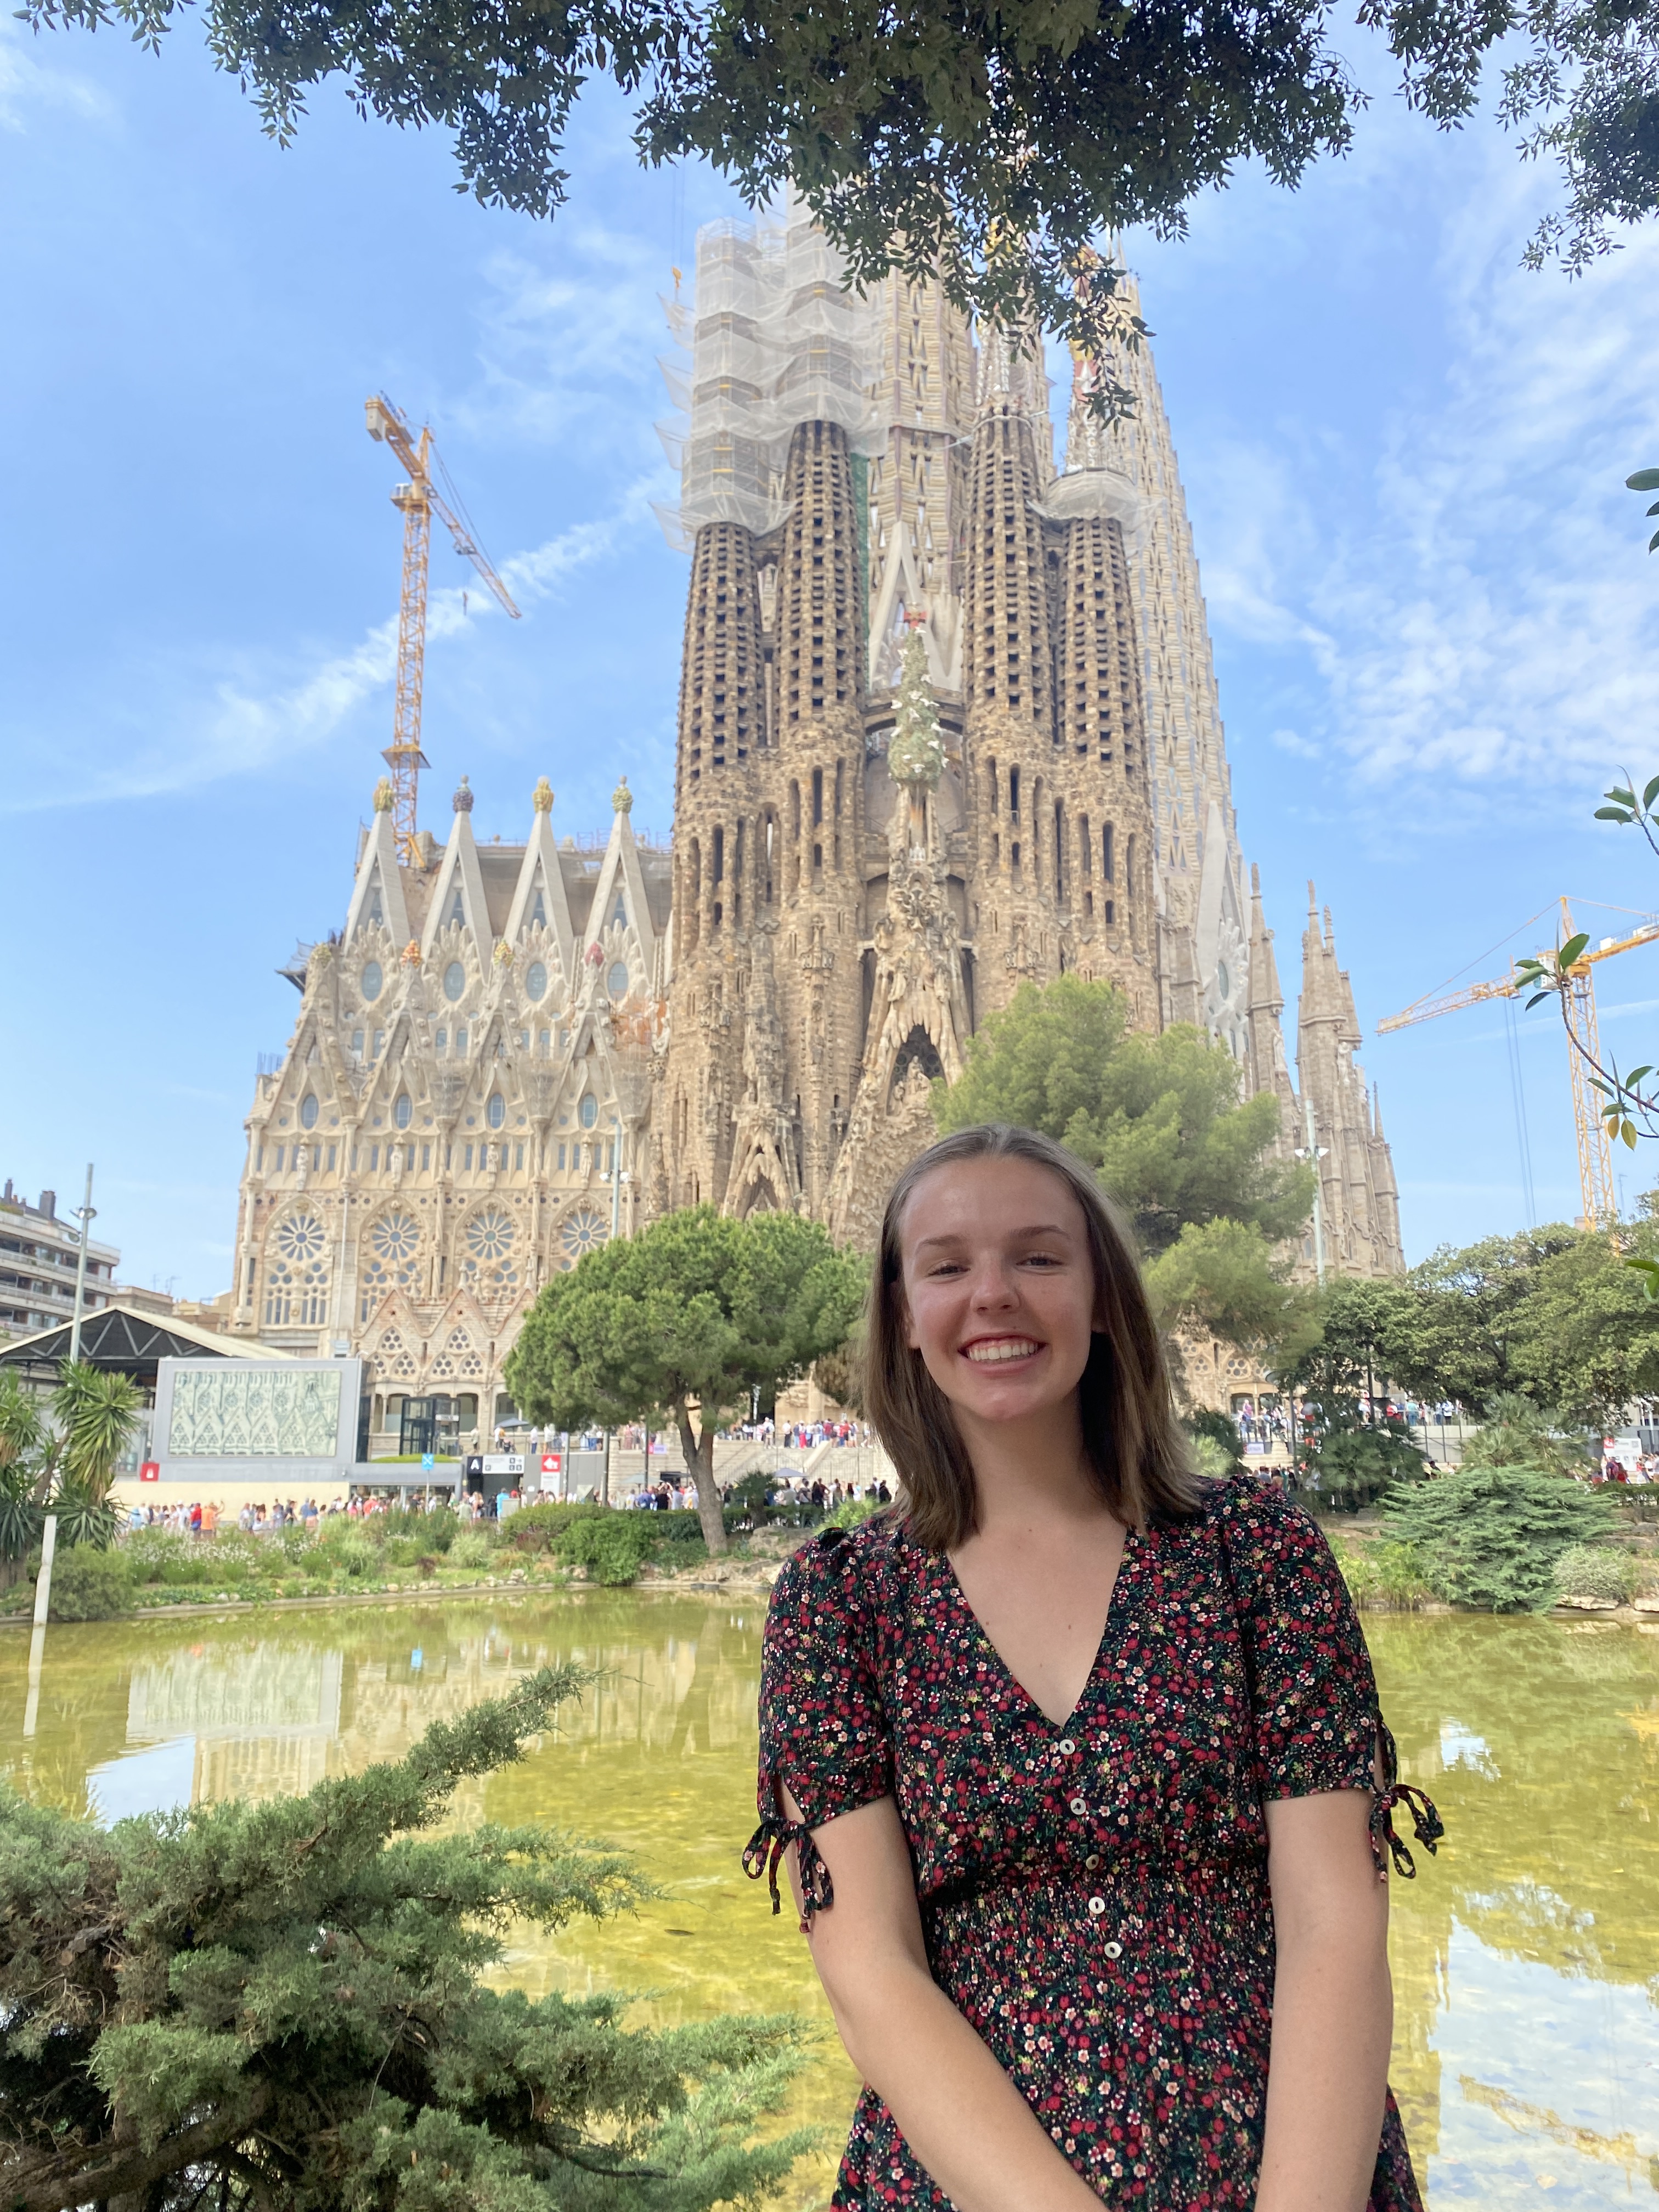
[3,1600,1656,2209]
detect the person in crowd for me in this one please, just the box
[745,1122,1440,2211]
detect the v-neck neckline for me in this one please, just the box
[934,1523,1140,1731]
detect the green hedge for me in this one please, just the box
[48,1544,134,1622]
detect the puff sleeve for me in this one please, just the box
[743,1527,894,1924]
[1217,1478,1442,1878]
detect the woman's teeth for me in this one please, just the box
[964,1340,1040,1363]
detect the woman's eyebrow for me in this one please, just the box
[911,1222,1074,1254]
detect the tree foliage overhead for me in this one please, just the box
[21,0,1658,364]
[505,1205,865,1554]
[934,978,1312,1347]
[0,1666,817,2212]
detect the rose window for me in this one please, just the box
[264,1214,328,1328]
[274,1214,326,1264]
[360,1210,421,1322]
[462,1209,518,1300]
[558,1206,608,1266]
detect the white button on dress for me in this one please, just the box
[1058,1739,1076,1755]
[1087,1896,1107,1917]
[1069,1796,1088,1816]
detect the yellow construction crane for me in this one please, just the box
[364,393,521,861]
[1378,897,1659,1227]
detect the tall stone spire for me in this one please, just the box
[1245,864,1297,1149]
[864,270,976,693]
[1296,883,1404,1276]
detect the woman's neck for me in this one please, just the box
[955,1396,1112,1537]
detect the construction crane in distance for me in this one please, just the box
[364,393,521,862]
[1378,897,1659,1228]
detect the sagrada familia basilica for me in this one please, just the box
[229,203,1402,1437]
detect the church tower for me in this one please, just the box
[1296,885,1406,1276]
[652,207,1401,1282]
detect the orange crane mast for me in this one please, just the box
[1378,898,1659,1227]
[365,394,521,861]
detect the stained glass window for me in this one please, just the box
[558,1207,608,1266]
[264,1214,329,1327]
[360,1210,420,1321]
[462,1208,518,1301]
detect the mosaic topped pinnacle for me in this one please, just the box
[372,776,394,813]
[612,775,634,816]
[532,776,555,814]
[453,774,474,814]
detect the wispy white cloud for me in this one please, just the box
[1157,103,1659,813]
[0,20,110,131]
[2,474,667,814]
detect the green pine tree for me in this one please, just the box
[0,1666,819,2212]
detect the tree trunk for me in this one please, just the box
[673,1402,726,1555]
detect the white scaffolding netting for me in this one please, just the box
[657,196,884,540]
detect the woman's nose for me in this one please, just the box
[966,1261,1017,1308]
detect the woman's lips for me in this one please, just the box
[961,1337,1043,1364]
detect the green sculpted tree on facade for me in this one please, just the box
[0,1668,816,2212]
[887,629,946,792]
[934,976,1312,1350]
[506,1206,865,1554]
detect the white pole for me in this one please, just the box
[69,1164,95,1364]
[33,1513,58,1628]
[1302,1098,1328,1288]
[22,1620,46,1739]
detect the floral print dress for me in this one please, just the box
[744,1476,1441,2209]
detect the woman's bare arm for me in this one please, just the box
[781,1782,1099,2212]
[1257,1790,1393,2212]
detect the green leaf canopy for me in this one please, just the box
[931,978,1312,1350]
[505,1206,865,1548]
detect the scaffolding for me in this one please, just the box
[656,198,885,544]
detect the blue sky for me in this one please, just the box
[5,18,1659,1295]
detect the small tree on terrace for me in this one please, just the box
[505,1207,866,1555]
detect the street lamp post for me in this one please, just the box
[69,1163,96,1364]
[1299,1101,1328,1288]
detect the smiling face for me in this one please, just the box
[899,1155,1102,1434]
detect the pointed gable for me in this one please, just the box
[346,790,411,946]
[586,778,659,985]
[420,777,493,966]
[504,776,577,984]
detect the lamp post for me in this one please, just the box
[69,1163,95,1364]
[1297,1101,1328,1288]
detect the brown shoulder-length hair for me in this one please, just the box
[865,1122,1201,1548]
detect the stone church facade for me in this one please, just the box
[230,208,1402,1433]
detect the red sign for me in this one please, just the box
[540,1453,562,1476]
[139,1461,161,1483]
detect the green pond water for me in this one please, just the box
[3,1594,1656,2209]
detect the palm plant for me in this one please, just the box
[52,1362,140,1505]
[0,1374,47,1579]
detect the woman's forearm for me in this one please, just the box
[821,1957,1100,2212]
[1256,1923,1392,2212]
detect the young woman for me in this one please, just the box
[745,1124,1440,2210]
